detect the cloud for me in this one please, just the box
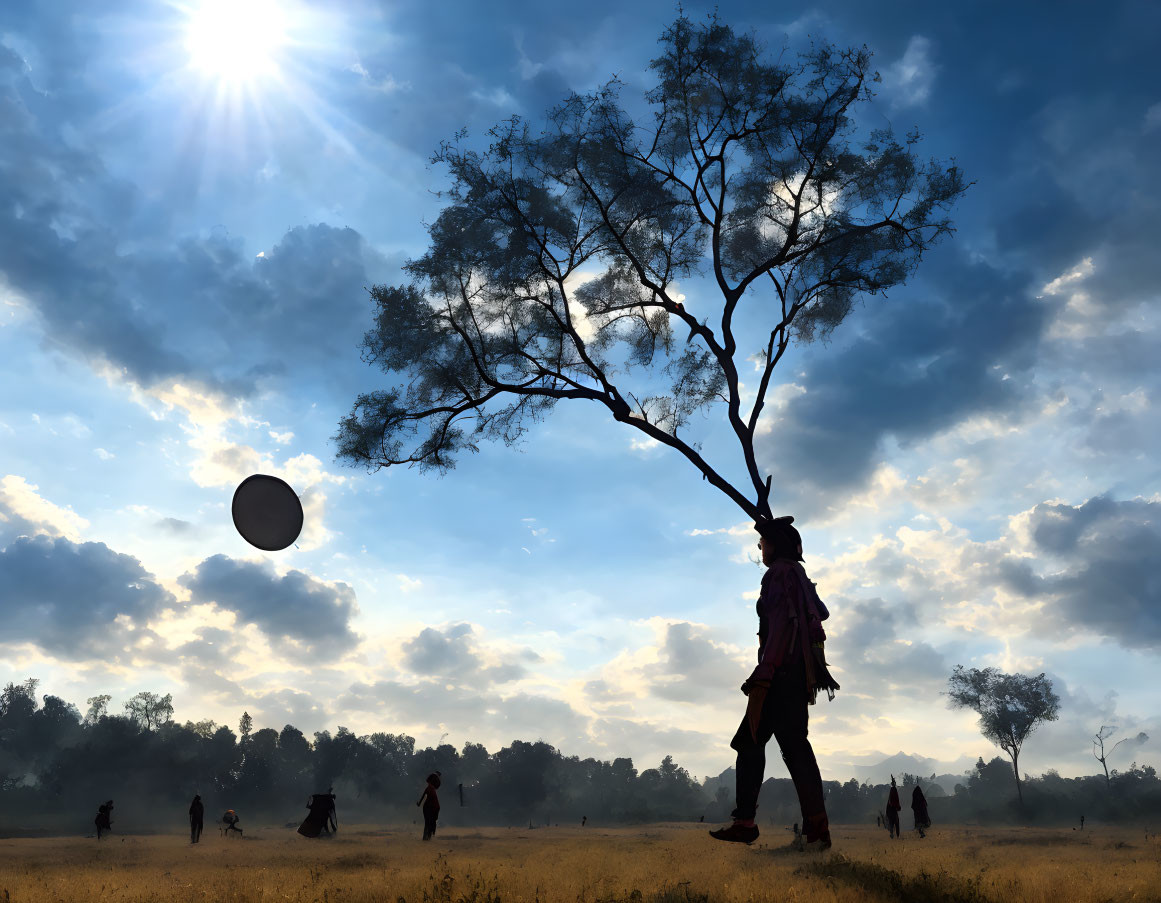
[642,622,746,703]
[0,475,88,545]
[155,517,195,535]
[336,679,589,747]
[996,495,1161,650]
[0,534,172,657]
[755,252,1045,516]
[825,596,951,699]
[883,36,937,108]
[0,40,390,402]
[400,622,536,686]
[179,555,360,654]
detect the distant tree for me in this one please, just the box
[84,694,112,724]
[947,666,1060,804]
[185,719,219,739]
[239,711,254,744]
[1092,725,1149,787]
[336,12,967,523]
[123,691,175,731]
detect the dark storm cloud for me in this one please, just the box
[400,622,534,685]
[758,251,1046,511]
[997,496,1161,650]
[179,554,359,654]
[0,534,172,657]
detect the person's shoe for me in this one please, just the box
[709,822,759,845]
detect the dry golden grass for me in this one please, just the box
[1,823,1159,903]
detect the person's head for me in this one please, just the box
[890,776,896,786]
[755,516,803,565]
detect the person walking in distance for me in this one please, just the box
[885,777,902,839]
[709,516,839,849]
[911,783,931,838]
[189,794,204,844]
[94,800,113,840]
[417,772,441,840]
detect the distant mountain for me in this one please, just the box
[839,751,978,794]
[702,751,978,797]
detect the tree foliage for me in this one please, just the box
[947,666,1061,804]
[123,691,174,731]
[336,13,967,520]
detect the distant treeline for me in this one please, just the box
[1,681,1157,832]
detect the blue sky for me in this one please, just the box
[1,0,1158,785]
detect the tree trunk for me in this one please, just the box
[1010,750,1023,805]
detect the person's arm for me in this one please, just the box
[417,788,427,807]
[745,582,787,689]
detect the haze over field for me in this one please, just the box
[1,0,1158,790]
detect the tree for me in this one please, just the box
[123,691,174,731]
[239,711,254,744]
[84,694,112,725]
[947,666,1060,805]
[336,12,967,523]
[1092,725,1149,787]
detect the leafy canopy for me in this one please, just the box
[947,666,1060,765]
[337,13,967,520]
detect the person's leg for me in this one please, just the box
[728,713,769,823]
[768,667,829,844]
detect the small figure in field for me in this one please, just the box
[94,800,114,839]
[298,790,336,838]
[709,517,839,850]
[876,814,882,828]
[189,794,204,844]
[885,777,901,839]
[221,809,243,836]
[418,772,441,840]
[582,815,587,827]
[1080,814,1085,830]
[323,787,338,835]
[911,784,931,838]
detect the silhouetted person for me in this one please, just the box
[886,777,901,839]
[94,800,113,839]
[298,792,335,838]
[222,810,243,836]
[1081,814,1085,830]
[582,815,587,827]
[189,794,204,843]
[710,517,838,849]
[320,786,337,835]
[876,814,882,828]
[911,784,930,838]
[418,771,441,840]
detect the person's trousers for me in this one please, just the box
[422,809,438,840]
[191,819,203,843]
[730,662,828,840]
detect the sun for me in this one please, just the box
[184,0,287,84]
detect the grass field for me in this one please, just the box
[1,824,1158,903]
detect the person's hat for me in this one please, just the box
[755,515,803,561]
